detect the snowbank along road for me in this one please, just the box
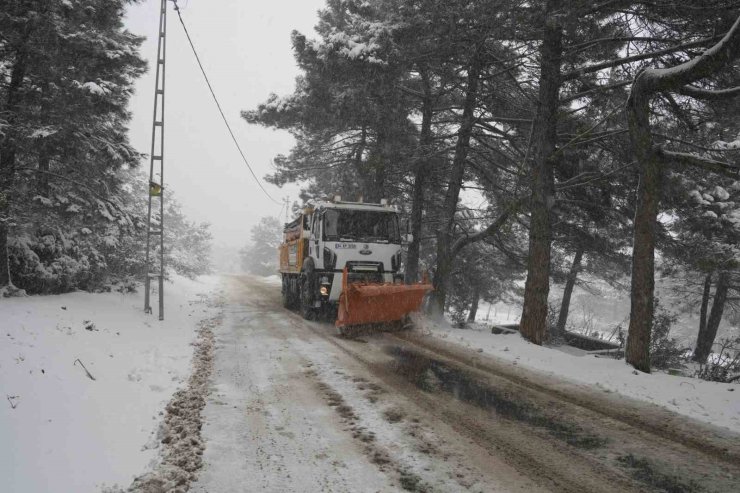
[191,275,740,492]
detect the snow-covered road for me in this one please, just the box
[191,276,538,492]
[5,274,736,491]
[189,276,740,493]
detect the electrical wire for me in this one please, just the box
[171,1,279,204]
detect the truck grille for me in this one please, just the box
[346,262,383,284]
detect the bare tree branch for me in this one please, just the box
[659,147,740,177]
[562,35,722,81]
[677,85,740,99]
[653,132,740,153]
[561,80,632,103]
[451,200,524,255]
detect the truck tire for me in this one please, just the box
[300,263,317,320]
[282,275,296,309]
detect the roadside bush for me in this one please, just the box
[7,171,211,294]
[650,302,690,370]
[695,337,740,383]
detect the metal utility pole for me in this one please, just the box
[144,0,169,320]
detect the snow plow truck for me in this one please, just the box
[279,197,432,334]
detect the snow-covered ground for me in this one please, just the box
[262,274,282,285]
[477,276,739,346]
[0,275,221,493]
[419,318,740,434]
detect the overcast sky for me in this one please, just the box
[124,0,326,249]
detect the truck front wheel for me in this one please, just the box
[282,274,297,309]
[300,265,317,320]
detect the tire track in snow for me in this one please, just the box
[126,297,224,493]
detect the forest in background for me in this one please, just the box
[0,0,212,296]
[1,0,739,376]
[244,0,740,374]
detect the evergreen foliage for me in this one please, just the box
[240,216,283,276]
[0,0,211,294]
[245,0,740,371]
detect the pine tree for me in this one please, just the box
[0,0,146,294]
[625,13,740,372]
[240,217,283,276]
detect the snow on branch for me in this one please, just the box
[677,85,740,99]
[658,147,740,177]
[562,35,722,81]
[639,15,740,93]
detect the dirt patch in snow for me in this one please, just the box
[125,308,223,493]
[617,454,703,493]
[382,406,405,423]
[315,376,441,492]
[389,345,609,449]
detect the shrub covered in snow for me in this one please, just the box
[695,337,740,383]
[7,169,211,294]
[649,302,690,370]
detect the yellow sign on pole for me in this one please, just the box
[149,182,162,197]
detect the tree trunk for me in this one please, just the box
[553,246,584,341]
[0,44,30,288]
[0,144,17,288]
[354,126,370,199]
[364,133,385,204]
[626,84,663,374]
[38,152,51,197]
[467,286,480,322]
[405,73,434,284]
[405,163,425,283]
[693,271,729,363]
[692,272,713,362]
[519,3,561,345]
[431,55,481,316]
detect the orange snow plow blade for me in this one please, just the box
[336,267,433,328]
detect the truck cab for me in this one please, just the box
[279,198,408,318]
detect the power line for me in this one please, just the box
[171,1,279,204]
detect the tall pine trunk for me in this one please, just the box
[430,56,481,316]
[692,272,713,362]
[354,126,369,199]
[406,73,434,283]
[365,128,387,203]
[693,272,729,364]
[626,85,663,373]
[553,246,584,341]
[0,45,30,289]
[38,152,51,197]
[0,146,15,287]
[519,5,561,345]
[467,286,480,322]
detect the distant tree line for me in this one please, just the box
[245,0,740,372]
[240,216,282,276]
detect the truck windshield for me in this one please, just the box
[323,209,400,243]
